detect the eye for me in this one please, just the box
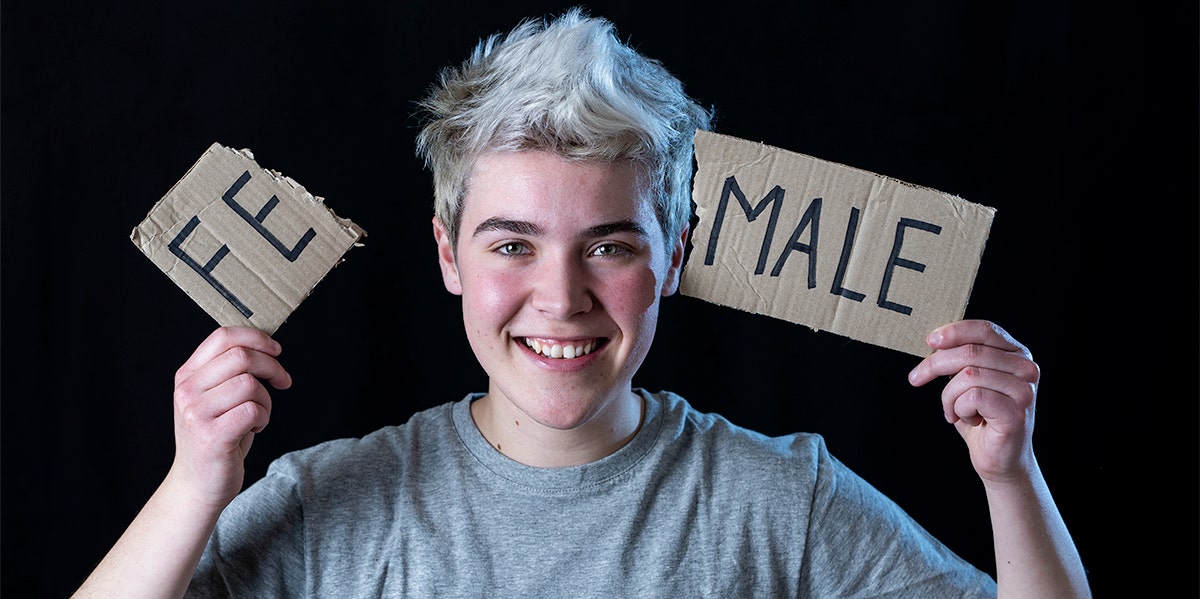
[496,241,530,256]
[591,243,632,258]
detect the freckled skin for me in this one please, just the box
[433,150,685,466]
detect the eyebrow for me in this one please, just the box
[472,217,542,238]
[472,217,648,240]
[585,220,648,239]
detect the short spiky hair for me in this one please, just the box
[414,6,713,247]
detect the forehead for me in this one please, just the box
[462,151,655,225]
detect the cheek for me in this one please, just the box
[601,265,663,324]
[462,268,526,327]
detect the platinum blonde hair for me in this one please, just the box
[414,6,713,247]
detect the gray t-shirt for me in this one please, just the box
[189,390,997,598]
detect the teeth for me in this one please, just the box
[523,338,597,359]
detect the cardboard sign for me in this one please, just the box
[131,143,365,334]
[681,130,995,357]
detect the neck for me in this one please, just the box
[469,390,644,468]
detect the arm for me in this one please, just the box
[907,320,1091,599]
[72,327,292,599]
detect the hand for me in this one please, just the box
[168,327,292,510]
[907,319,1039,484]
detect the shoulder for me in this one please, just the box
[650,389,830,459]
[264,399,462,490]
[645,389,839,489]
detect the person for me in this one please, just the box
[73,7,1091,598]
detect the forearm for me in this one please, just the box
[72,471,224,599]
[986,460,1091,599]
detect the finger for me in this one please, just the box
[174,337,285,431]
[927,320,1029,355]
[177,372,274,431]
[946,386,994,427]
[910,342,1019,388]
[940,365,1035,424]
[175,374,274,441]
[950,387,1035,479]
[913,341,1039,386]
[176,327,282,386]
[208,383,273,439]
[946,386,1034,464]
[195,396,271,452]
[177,345,292,405]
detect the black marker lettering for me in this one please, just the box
[829,206,866,302]
[223,171,316,262]
[168,215,253,318]
[878,217,942,316]
[769,198,821,289]
[704,175,785,275]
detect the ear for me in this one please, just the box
[432,216,463,295]
[660,223,688,297]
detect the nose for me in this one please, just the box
[530,252,593,319]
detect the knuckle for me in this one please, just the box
[174,380,199,407]
[177,399,205,428]
[225,345,253,365]
[1013,358,1040,384]
[965,385,988,406]
[926,351,950,372]
[230,372,260,395]
[241,400,262,423]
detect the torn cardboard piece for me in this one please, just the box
[681,130,995,357]
[131,143,366,334]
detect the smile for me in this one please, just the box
[522,337,602,359]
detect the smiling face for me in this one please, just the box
[433,150,685,455]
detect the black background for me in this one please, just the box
[2,1,1195,597]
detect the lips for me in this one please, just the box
[521,336,605,359]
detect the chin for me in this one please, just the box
[511,383,628,430]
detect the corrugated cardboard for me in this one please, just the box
[130,143,365,334]
[681,130,994,357]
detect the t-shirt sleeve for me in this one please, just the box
[798,436,998,598]
[186,461,307,598]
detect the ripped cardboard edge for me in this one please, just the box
[131,142,366,334]
[681,130,995,357]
